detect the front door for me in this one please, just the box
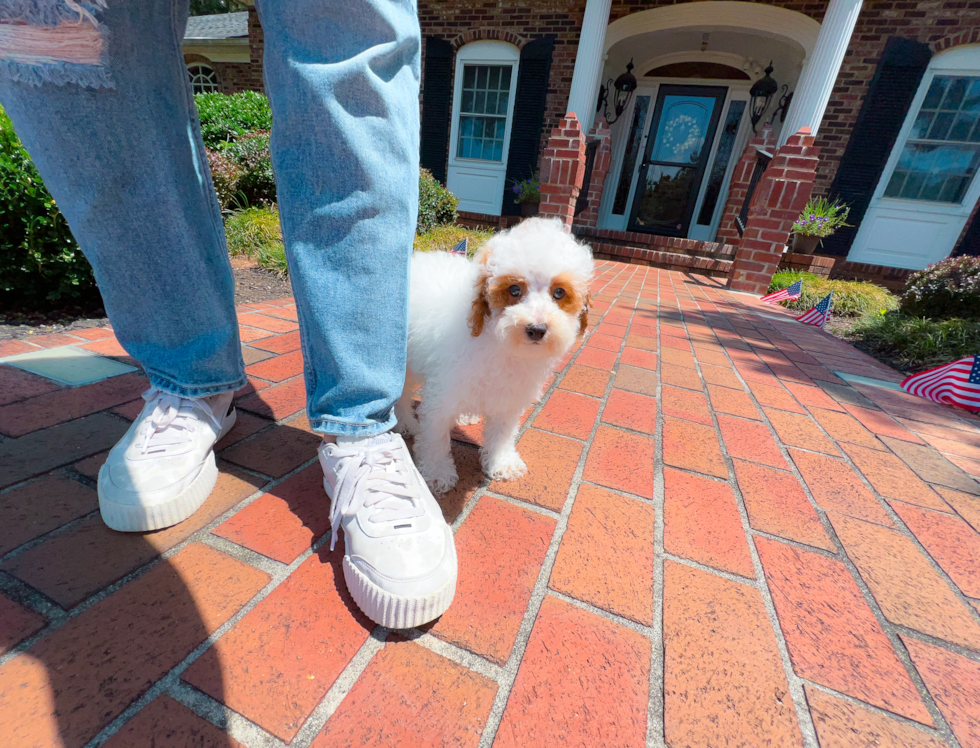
[849,67,980,269]
[628,85,727,236]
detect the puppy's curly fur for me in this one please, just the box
[396,218,594,493]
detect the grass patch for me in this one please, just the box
[224,206,287,277]
[768,270,898,318]
[849,312,980,373]
[413,225,494,257]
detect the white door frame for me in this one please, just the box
[848,45,980,269]
[598,77,752,240]
[446,41,520,216]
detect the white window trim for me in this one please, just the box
[447,41,520,170]
[186,62,220,94]
[872,48,980,213]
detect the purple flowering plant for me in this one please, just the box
[792,197,850,238]
[511,173,541,204]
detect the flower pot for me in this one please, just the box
[521,201,540,218]
[792,234,822,255]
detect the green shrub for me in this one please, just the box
[418,169,458,234]
[206,148,242,209]
[194,91,272,148]
[767,270,898,318]
[224,206,287,277]
[220,132,276,206]
[900,256,980,320]
[414,225,494,257]
[0,107,99,309]
[852,312,980,371]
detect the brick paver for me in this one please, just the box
[4,265,980,746]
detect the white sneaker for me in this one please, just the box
[320,432,457,628]
[98,387,236,532]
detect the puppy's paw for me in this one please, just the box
[419,459,459,494]
[485,452,528,482]
[456,413,481,426]
[394,413,419,437]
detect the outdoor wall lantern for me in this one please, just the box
[596,59,637,125]
[749,62,778,132]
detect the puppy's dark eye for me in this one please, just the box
[508,285,522,297]
[553,288,566,300]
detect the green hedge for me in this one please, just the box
[767,271,898,318]
[418,168,458,234]
[195,91,272,149]
[0,108,99,309]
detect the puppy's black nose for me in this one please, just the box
[525,324,547,341]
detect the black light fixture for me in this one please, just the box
[749,62,778,132]
[596,59,637,125]
[768,84,794,126]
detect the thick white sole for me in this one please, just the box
[343,554,457,629]
[98,408,236,533]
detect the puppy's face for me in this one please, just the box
[468,218,594,359]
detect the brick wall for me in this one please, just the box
[813,1,980,196]
[417,0,584,160]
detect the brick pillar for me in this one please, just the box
[715,126,777,247]
[573,118,613,229]
[539,113,587,229]
[726,128,820,295]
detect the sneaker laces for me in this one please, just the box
[328,439,425,551]
[136,387,220,456]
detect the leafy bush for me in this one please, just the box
[768,270,898,318]
[418,169,458,234]
[220,131,276,206]
[900,256,980,320]
[511,173,540,204]
[0,107,99,309]
[224,207,287,277]
[194,91,272,149]
[852,312,980,372]
[414,225,494,257]
[206,148,242,209]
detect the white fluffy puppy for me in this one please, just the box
[396,217,594,493]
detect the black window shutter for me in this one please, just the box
[421,37,454,184]
[821,37,932,256]
[502,35,556,216]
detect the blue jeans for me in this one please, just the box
[0,0,420,436]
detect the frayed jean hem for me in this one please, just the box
[308,410,397,438]
[146,368,247,399]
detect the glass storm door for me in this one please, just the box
[628,85,727,237]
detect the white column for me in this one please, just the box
[780,0,863,144]
[566,0,613,130]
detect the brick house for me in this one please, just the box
[184,0,980,287]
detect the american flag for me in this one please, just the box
[796,290,833,328]
[901,355,980,412]
[760,279,803,304]
[451,238,468,256]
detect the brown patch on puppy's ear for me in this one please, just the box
[578,292,593,336]
[468,271,492,337]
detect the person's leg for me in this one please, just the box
[256,0,418,436]
[259,0,456,628]
[0,0,244,532]
[0,0,245,397]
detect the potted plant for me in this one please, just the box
[791,197,850,255]
[512,173,540,217]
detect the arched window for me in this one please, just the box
[187,63,220,94]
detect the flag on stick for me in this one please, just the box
[901,355,980,412]
[796,290,833,328]
[760,279,803,305]
[451,238,468,256]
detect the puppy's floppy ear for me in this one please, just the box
[578,292,593,336]
[468,270,492,337]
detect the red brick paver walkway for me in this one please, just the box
[3,265,980,747]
